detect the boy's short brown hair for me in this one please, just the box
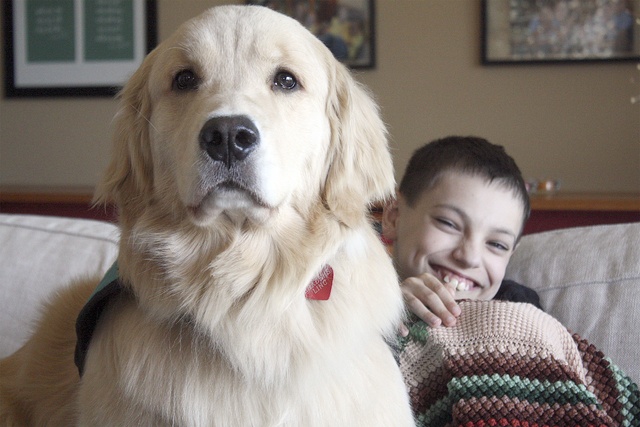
[398,136,530,235]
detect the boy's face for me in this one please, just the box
[383,172,524,301]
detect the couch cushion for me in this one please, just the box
[0,214,119,357]
[506,222,640,383]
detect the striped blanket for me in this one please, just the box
[398,300,640,427]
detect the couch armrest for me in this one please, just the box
[0,214,119,357]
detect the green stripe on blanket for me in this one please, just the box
[606,358,640,426]
[449,374,600,406]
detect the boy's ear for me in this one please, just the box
[381,196,399,242]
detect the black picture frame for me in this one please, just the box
[247,0,375,69]
[3,0,157,97]
[482,0,640,65]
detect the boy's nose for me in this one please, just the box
[452,238,481,269]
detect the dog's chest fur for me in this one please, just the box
[78,217,407,425]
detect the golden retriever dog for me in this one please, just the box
[0,5,414,426]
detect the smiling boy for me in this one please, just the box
[382,136,540,329]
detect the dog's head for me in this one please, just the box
[96,5,393,229]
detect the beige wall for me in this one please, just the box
[1,0,639,192]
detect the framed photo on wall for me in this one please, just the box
[3,0,157,97]
[482,0,640,64]
[247,0,375,69]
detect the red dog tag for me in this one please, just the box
[305,265,333,300]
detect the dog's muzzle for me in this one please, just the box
[199,115,259,168]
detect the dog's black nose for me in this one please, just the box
[199,115,259,167]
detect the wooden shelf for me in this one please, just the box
[1,187,638,232]
[0,186,115,222]
[0,186,95,204]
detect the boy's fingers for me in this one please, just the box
[403,291,456,327]
[444,281,457,298]
[402,275,460,327]
[419,274,461,319]
[445,291,462,317]
[399,322,409,337]
[404,295,444,327]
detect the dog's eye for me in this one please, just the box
[273,71,298,91]
[173,70,199,91]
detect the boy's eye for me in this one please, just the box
[435,218,458,230]
[436,218,457,229]
[488,241,509,252]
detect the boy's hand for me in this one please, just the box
[401,273,461,330]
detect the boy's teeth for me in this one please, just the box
[443,273,469,291]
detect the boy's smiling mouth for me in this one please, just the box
[434,268,478,292]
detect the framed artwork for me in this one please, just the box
[247,0,375,69]
[3,0,157,97]
[482,0,640,64]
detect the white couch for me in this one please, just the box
[1,214,638,383]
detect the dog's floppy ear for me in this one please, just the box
[94,50,157,220]
[323,61,395,227]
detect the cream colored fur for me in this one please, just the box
[0,6,413,426]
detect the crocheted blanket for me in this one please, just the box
[398,300,640,427]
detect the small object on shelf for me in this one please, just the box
[526,178,561,195]
[537,178,561,194]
